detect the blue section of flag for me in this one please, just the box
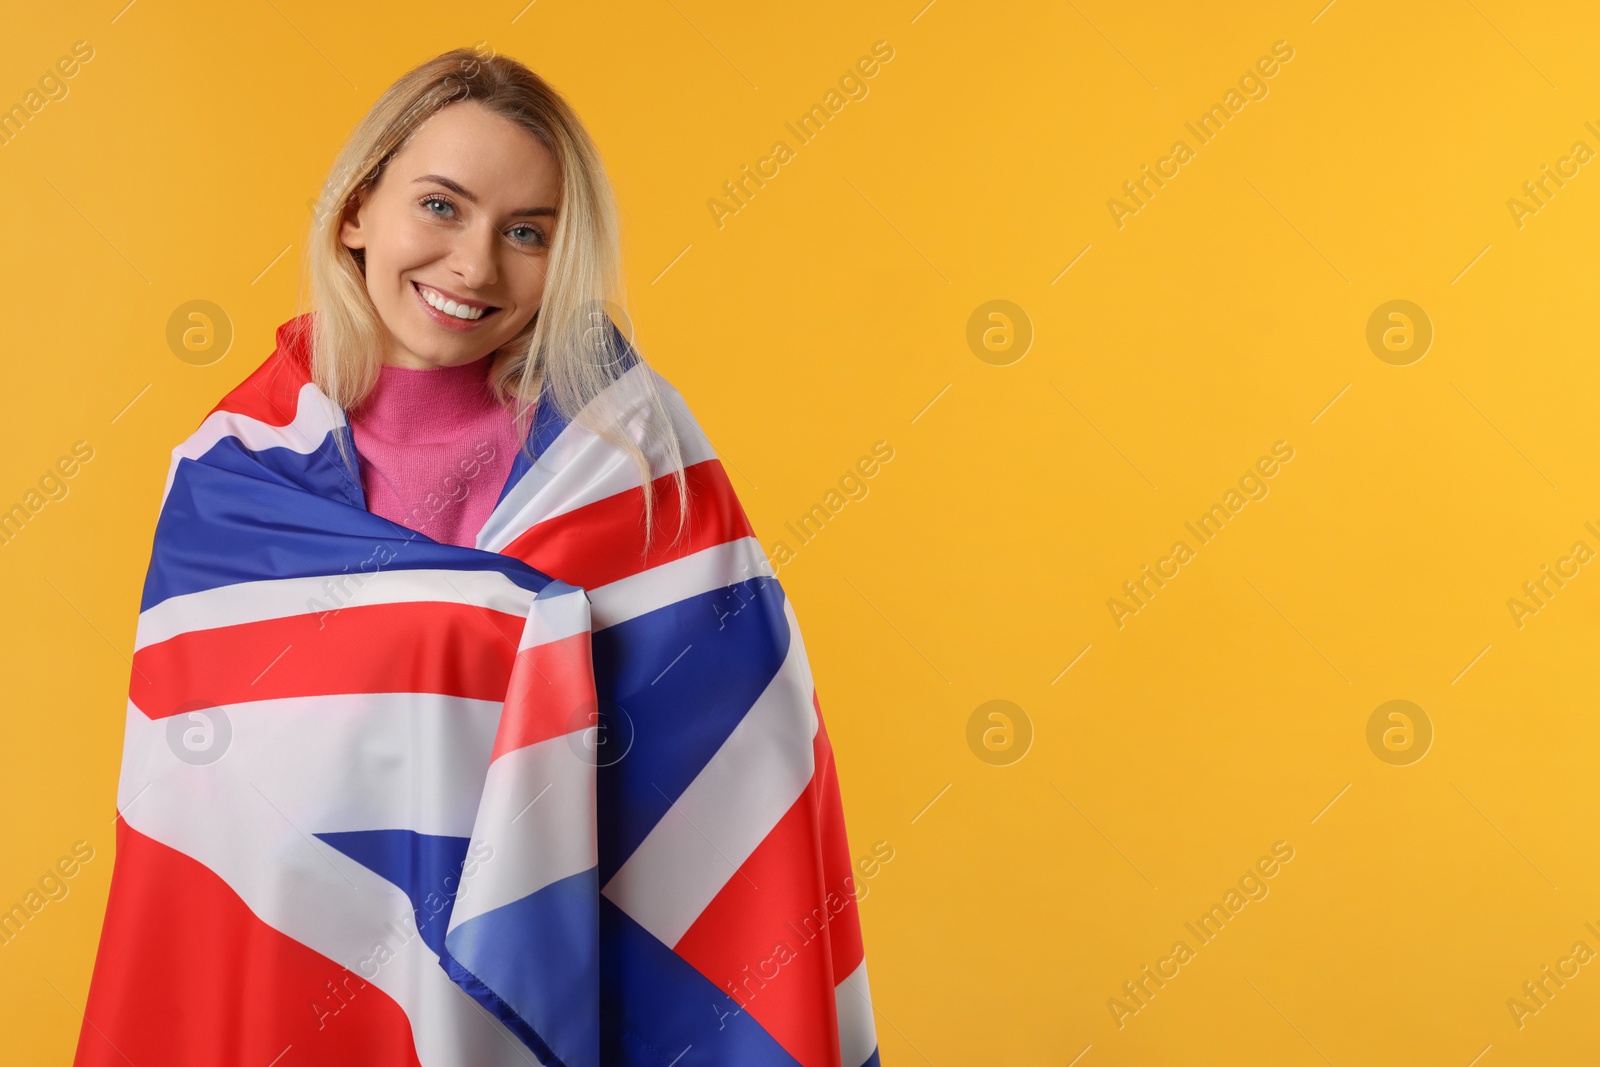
[600,896,803,1066]
[592,576,790,886]
[441,868,600,1067]
[315,829,472,959]
[204,422,365,504]
[144,436,554,610]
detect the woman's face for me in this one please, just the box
[339,100,560,369]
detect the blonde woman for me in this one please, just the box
[75,47,881,1067]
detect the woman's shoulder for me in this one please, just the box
[200,313,319,430]
[160,313,333,469]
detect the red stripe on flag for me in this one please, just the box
[131,599,524,720]
[489,630,597,763]
[74,818,423,1067]
[500,458,753,590]
[673,725,864,1067]
[812,692,867,982]
[207,314,314,425]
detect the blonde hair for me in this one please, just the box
[299,46,688,553]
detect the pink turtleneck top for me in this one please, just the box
[347,353,525,548]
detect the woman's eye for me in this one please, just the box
[509,225,547,248]
[421,195,545,247]
[421,195,456,218]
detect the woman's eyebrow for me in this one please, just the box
[413,173,556,217]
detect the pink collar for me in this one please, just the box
[349,354,500,444]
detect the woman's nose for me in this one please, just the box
[448,223,500,289]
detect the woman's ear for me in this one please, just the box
[338,190,367,250]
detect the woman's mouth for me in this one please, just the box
[412,280,501,332]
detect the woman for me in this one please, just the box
[74,47,880,1067]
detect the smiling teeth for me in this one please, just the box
[418,284,489,320]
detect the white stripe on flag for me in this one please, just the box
[135,568,535,651]
[836,956,880,1067]
[600,596,819,947]
[586,536,774,631]
[122,692,503,839]
[446,733,597,930]
[476,365,718,553]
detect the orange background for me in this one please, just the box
[5,1,1600,1063]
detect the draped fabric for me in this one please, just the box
[73,313,882,1067]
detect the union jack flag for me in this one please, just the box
[74,313,881,1067]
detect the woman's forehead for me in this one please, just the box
[389,102,560,204]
